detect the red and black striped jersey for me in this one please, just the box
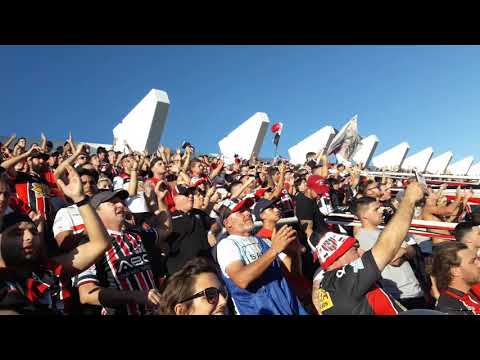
[0,260,72,315]
[13,171,52,221]
[73,228,159,315]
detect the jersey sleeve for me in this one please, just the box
[216,239,242,278]
[112,176,124,191]
[73,264,100,287]
[52,208,74,237]
[335,250,382,299]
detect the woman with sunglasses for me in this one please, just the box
[156,257,229,315]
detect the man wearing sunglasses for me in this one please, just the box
[216,198,308,315]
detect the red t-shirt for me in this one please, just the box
[470,283,480,299]
[146,177,176,212]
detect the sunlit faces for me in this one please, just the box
[175,272,229,315]
[191,162,205,177]
[455,249,480,287]
[224,209,254,234]
[260,207,281,223]
[96,197,127,227]
[365,182,382,199]
[80,175,98,197]
[463,226,480,249]
[151,160,167,176]
[174,193,194,213]
[362,201,383,226]
[0,221,42,266]
[30,157,47,174]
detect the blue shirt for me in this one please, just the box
[216,234,308,315]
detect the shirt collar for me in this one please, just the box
[108,229,124,237]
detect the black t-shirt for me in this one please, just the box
[316,251,405,315]
[295,192,328,234]
[165,209,214,275]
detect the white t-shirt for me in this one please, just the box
[113,176,149,214]
[53,204,85,237]
[216,234,285,278]
[356,228,423,299]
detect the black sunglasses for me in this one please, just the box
[178,286,228,305]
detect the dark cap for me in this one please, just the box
[175,185,195,196]
[90,189,129,209]
[49,151,60,158]
[0,213,34,233]
[252,198,280,221]
[217,197,255,223]
[29,152,50,161]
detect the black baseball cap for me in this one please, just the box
[30,152,50,161]
[175,185,195,196]
[0,213,35,233]
[90,189,129,209]
[252,198,280,221]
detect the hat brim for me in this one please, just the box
[231,197,255,213]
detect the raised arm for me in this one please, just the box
[53,164,111,277]
[127,160,139,197]
[371,182,425,272]
[1,145,41,175]
[54,144,85,180]
[208,159,224,181]
[40,133,47,152]
[181,146,192,173]
[231,177,256,200]
[3,133,16,149]
[271,162,287,199]
[224,225,297,289]
[67,131,77,154]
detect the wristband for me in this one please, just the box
[74,196,90,207]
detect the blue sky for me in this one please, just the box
[0,45,478,163]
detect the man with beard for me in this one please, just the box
[433,241,480,315]
[1,145,52,222]
[0,164,111,314]
[215,198,308,315]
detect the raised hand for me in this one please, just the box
[154,181,169,201]
[56,164,84,203]
[271,225,297,254]
[27,144,43,155]
[404,182,426,204]
[40,132,47,142]
[74,143,86,155]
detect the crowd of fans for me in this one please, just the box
[0,132,479,315]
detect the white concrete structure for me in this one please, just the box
[468,163,480,176]
[371,142,410,171]
[113,89,170,154]
[352,135,379,168]
[401,147,434,173]
[426,151,453,174]
[288,126,336,165]
[218,112,270,164]
[447,156,474,176]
